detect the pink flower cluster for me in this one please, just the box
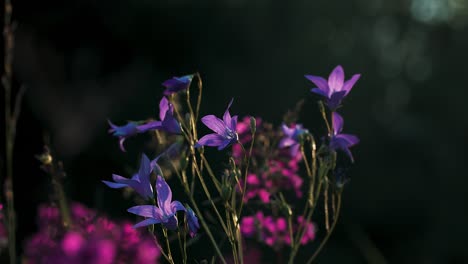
[233,117,303,203]
[241,212,315,250]
[24,203,160,264]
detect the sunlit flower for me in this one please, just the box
[306,65,360,110]
[196,99,239,150]
[128,176,186,230]
[330,112,359,162]
[279,123,309,157]
[162,74,194,95]
[103,154,154,200]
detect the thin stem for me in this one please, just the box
[192,158,230,238]
[288,169,327,264]
[194,72,203,122]
[306,194,342,264]
[199,153,221,193]
[177,231,187,264]
[162,228,175,264]
[237,139,254,217]
[2,1,19,263]
[150,231,171,263]
[168,158,227,264]
[324,180,330,232]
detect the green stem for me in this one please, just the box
[306,194,342,264]
[177,231,187,264]
[162,228,175,264]
[168,159,227,264]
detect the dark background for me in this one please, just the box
[2,0,468,263]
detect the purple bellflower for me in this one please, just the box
[137,97,182,134]
[279,123,309,157]
[127,175,186,230]
[196,99,239,150]
[330,112,359,162]
[103,154,154,200]
[162,74,194,96]
[306,65,360,110]
[185,207,200,237]
[108,120,143,152]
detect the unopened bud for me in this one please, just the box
[249,116,256,134]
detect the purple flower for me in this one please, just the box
[306,65,360,110]
[330,112,359,162]
[136,97,181,134]
[185,207,200,237]
[127,175,186,230]
[162,74,194,96]
[103,154,154,200]
[196,99,239,150]
[108,121,141,152]
[279,123,309,157]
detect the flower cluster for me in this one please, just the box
[103,153,199,236]
[306,65,360,162]
[241,212,315,250]
[233,117,303,203]
[24,203,161,264]
[108,96,182,152]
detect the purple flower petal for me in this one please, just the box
[134,218,162,228]
[162,75,194,95]
[332,112,344,135]
[328,65,345,92]
[163,215,179,230]
[159,97,169,121]
[161,110,181,134]
[305,75,329,95]
[201,115,227,135]
[310,88,329,98]
[112,174,132,184]
[138,154,152,178]
[127,205,163,220]
[119,137,127,152]
[281,124,294,137]
[336,134,359,146]
[230,115,238,132]
[327,91,346,110]
[217,138,235,150]
[155,176,172,216]
[223,102,232,127]
[186,208,200,237]
[290,144,301,157]
[196,133,225,147]
[170,201,186,213]
[279,137,296,148]
[102,181,128,188]
[137,121,162,132]
[342,74,360,95]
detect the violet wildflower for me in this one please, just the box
[279,123,309,157]
[108,120,141,152]
[137,97,181,134]
[185,207,200,237]
[103,154,154,200]
[330,112,359,162]
[306,65,360,110]
[162,74,194,95]
[128,175,186,230]
[196,99,239,150]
